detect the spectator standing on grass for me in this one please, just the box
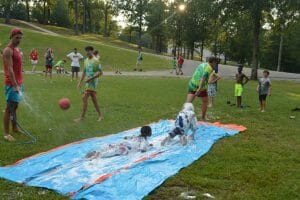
[2,28,24,142]
[257,70,272,112]
[93,50,100,61]
[30,48,39,73]
[177,53,184,75]
[134,47,143,71]
[67,48,84,81]
[208,71,221,107]
[44,48,54,79]
[170,56,178,74]
[235,65,249,108]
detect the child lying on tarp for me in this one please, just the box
[161,103,197,146]
[85,126,152,160]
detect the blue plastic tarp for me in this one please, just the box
[0,120,245,200]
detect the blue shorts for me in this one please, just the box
[5,85,24,103]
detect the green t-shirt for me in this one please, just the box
[188,63,213,91]
[54,60,65,68]
[172,59,177,68]
[84,57,102,91]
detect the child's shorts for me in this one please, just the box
[259,94,267,101]
[169,127,184,138]
[208,83,217,97]
[235,83,243,97]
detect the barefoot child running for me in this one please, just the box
[74,46,103,122]
[257,70,271,112]
[85,126,152,160]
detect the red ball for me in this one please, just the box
[59,98,71,110]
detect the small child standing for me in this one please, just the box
[208,71,221,107]
[170,56,177,74]
[257,70,272,112]
[177,53,184,75]
[54,60,66,75]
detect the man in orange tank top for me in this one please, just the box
[2,28,24,142]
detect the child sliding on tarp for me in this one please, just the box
[85,126,152,160]
[161,103,197,146]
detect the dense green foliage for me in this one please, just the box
[0,0,300,73]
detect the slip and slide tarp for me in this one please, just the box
[0,120,246,200]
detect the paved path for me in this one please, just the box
[16,20,59,36]
[104,60,300,82]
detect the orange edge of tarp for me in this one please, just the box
[4,120,246,167]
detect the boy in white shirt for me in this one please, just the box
[67,48,84,81]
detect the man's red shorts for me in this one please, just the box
[188,90,208,98]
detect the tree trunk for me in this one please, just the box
[25,0,30,21]
[156,35,159,53]
[43,0,46,24]
[190,42,194,60]
[47,7,50,24]
[4,2,11,24]
[74,0,79,35]
[224,54,227,65]
[129,26,132,43]
[104,2,109,37]
[138,8,143,46]
[82,0,87,33]
[251,2,261,80]
[277,29,283,72]
[159,35,162,53]
[87,4,92,32]
[200,41,204,61]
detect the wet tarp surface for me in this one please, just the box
[0,120,246,200]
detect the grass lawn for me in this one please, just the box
[0,73,299,199]
[0,25,170,72]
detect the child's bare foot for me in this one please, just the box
[74,117,83,123]
[13,128,21,134]
[188,134,194,140]
[181,136,188,146]
[201,116,209,121]
[4,134,15,142]
[97,116,104,122]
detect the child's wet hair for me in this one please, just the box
[140,126,152,138]
[263,70,270,75]
[237,64,243,72]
